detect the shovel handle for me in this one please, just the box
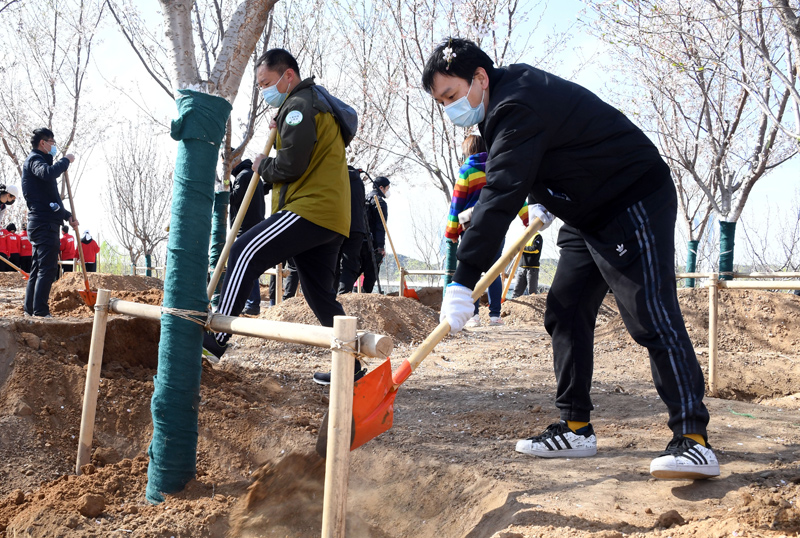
[207,127,277,300]
[501,245,525,303]
[372,194,404,291]
[63,170,90,282]
[0,255,29,279]
[396,218,545,384]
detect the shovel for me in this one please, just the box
[0,255,30,280]
[372,195,418,300]
[63,170,97,308]
[206,128,278,300]
[316,218,545,457]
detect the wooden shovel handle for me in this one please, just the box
[207,127,277,300]
[63,170,90,281]
[401,218,545,377]
[372,194,401,276]
[501,246,525,302]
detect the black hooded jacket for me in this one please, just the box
[453,64,670,289]
[229,159,265,236]
[365,188,387,249]
[348,167,367,235]
[21,149,72,225]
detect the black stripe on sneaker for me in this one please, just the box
[542,439,555,451]
[559,434,573,449]
[682,450,702,465]
[687,447,707,465]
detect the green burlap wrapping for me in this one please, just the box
[145,253,152,277]
[443,239,458,299]
[685,240,699,288]
[146,90,232,504]
[209,191,230,308]
[719,221,736,281]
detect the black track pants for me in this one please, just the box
[545,180,709,438]
[215,211,345,344]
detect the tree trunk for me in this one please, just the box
[443,239,458,298]
[146,90,232,504]
[145,253,152,278]
[209,191,230,308]
[719,221,736,282]
[685,240,699,288]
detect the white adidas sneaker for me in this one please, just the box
[650,436,720,479]
[515,420,597,458]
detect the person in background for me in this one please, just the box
[59,225,76,274]
[229,153,266,316]
[445,134,528,327]
[268,258,299,305]
[5,224,21,271]
[78,229,100,272]
[424,37,718,479]
[19,224,32,273]
[0,225,8,272]
[513,232,544,297]
[337,166,368,294]
[360,176,390,293]
[22,127,78,317]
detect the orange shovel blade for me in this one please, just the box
[350,358,398,450]
[79,288,97,308]
[403,287,419,301]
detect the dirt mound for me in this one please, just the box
[414,286,443,311]
[594,288,800,355]
[0,273,26,288]
[499,293,619,326]
[262,294,439,344]
[48,273,164,317]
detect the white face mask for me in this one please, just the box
[260,72,288,108]
[383,188,391,199]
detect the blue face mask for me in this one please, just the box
[260,72,288,108]
[49,143,58,157]
[444,77,485,127]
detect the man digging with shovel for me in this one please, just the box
[202,48,362,388]
[423,38,718,480]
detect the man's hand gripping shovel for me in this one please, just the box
[316,218,545,457]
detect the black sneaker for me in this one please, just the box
[650,436,720,479]
[515,420,597,458]
[242,306,260,316]
[202,331,228,364]
[312,359,367,385]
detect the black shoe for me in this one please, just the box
[202,331,228,364]
[313,359,367,385]
[242,307,260,316]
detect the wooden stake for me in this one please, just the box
[276,262,283,305]
[76,289,111,474]
[321,316,357,538]
[707,274,719,397]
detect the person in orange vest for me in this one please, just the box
[5,223,21,271]
[19,224,32,273]
[59,225,76,274]
[0,225,9,272]
[78,229,100,272]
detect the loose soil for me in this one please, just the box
[0,275,799,537]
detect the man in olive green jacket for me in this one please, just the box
[204,48,354,367]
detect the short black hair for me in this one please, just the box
[31,128,54,150]
[421,37,494,94]
[62,225,69,234]
[6,223,15,232]
[374,176,390,188]
[255,48,301,78]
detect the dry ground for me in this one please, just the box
[0,272,798,537]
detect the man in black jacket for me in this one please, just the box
[229,155,265,315]
[423,38,717,480]
[21,128,78,318]
[360,176,390,293]
[337,166,368,293]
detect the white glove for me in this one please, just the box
[530,204,555,230]
[440,283,475,335]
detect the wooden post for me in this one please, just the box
[276,262,283,305]
[321,316,357,538]
[76,289,111,474]
[708,273,719,397]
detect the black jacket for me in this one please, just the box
[21,149,72,225]
[454,64,670,288]
[521,234,544,268]
[365,188,387,249]
[229,159,265,235]
[348,167,367,235]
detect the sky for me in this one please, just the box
[71,0,798,271]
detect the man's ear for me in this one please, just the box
[475,67,489,90]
